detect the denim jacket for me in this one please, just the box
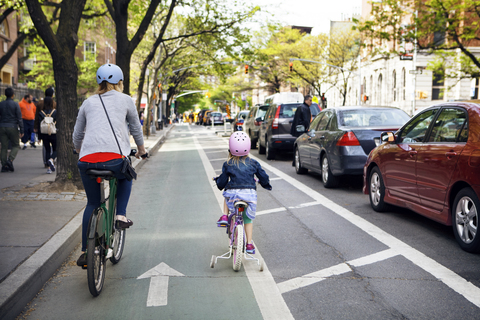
[216,157,272,191]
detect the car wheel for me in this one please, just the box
[321,154,338,188]
[258,138,266,154]
[452,187,480,253]
[295,147,307,174]
[266,140,275,160]
[369,166,390,212]
[249,131,257,149]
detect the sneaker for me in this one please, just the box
[6,159,14,172]
[46,168,52,174]
[217,215,228,227]
[22,145,27,150]
[246,243,255,254]
[30,142,36,148]
[115,218,133,229]
[48,159,55,172]
[76,253,87,267]
[1,165,10,172]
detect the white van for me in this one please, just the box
[264,92,304,106]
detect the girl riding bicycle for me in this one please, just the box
[215,132,272,254]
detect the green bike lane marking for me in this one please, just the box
[122,124,264,319]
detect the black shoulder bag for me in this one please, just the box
[98,94,137,181]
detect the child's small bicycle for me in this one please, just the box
[210,200,264,272]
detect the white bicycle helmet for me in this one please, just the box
[229,131,251,156]
[96,63,124,84]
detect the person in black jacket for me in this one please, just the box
[37,96,57,173]
[291,95,312,165]
[0,87,24,172]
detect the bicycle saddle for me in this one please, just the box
[86,169,115,179]
[234,201,249,208]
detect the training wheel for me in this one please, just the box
[259,258,264,272]
[210,255,216,268]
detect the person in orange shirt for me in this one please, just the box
[19,94,36,149]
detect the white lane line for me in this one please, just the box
[192,133,294,320]
[209,158,227,161]
[204,150,226,154]
[278,249,399,294]
[257,207,287,216]
[249,154,480,308]
[269,177,283,181]
[288,201,322,209]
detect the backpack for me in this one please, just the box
[40,110,56,135]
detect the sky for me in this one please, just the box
[244,0,363,35]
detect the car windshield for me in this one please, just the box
[310,103,321,116]
[280,103,302,118]
[338,109,410,127]
[239,112,249,120]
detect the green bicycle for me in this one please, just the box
[84,150,147,297]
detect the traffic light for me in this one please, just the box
[289,62,293,72]
[245,65,249,74]
[226,104,231,118]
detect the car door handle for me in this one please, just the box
[445,151,457,159]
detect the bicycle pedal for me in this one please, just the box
[81,265,87,270]
[217,223,228,228]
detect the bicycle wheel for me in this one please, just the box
[87,217,106,297]
[110,198,126,264]
[232,224,244,271]
[110,227,125,264]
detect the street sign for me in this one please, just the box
[137,262,185,307]
[162,93,167,100]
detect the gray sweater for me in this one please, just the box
[0,98,24,133]
[73,90,144,159]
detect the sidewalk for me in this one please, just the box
[0,125,174,320]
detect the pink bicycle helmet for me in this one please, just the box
[229,132,251,156]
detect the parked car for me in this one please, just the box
[244,105,269,149]
[231,110,250,132]
[205,111,224,125]
[258,92,305,160]
[203,110,212,125]
[363,101,480,253]
[294,106,410,187]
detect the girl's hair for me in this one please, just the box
[96,80,124,94]
[227,151,249,166]
[44,96,54,110]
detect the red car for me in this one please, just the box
[363,101,480,253]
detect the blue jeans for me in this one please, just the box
[78,159,132,251]
[21,120,34,144]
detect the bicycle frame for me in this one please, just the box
[88,176,117,258]
[212,201,262,269]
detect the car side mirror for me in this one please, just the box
[307,129,315,137]
[381,132,395,143]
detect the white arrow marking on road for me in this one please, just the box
[137,262,185,307]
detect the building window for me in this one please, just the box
[402,68,406,101]
[377,74,383,105]
[84,41,96,61]
[472,78,479,99]
[392,70,397,102]
[0,20,8,37]
[432,69,445,100]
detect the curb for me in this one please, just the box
[0,125,174,320]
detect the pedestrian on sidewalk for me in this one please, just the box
[34,87,56,168]
[73,63,147,267]
[0,87,24,172]
[37,96,57,174]
[214,131,272,254]
[19,94,36,149]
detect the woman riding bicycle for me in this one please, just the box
[73,63,146,267]
[215,132,272,254]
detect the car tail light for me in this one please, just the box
[238,206,244,212]
[236,119,244,126]
[272,105,281,129]
[336,132,360,146]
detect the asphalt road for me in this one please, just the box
[18,124,480,320]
